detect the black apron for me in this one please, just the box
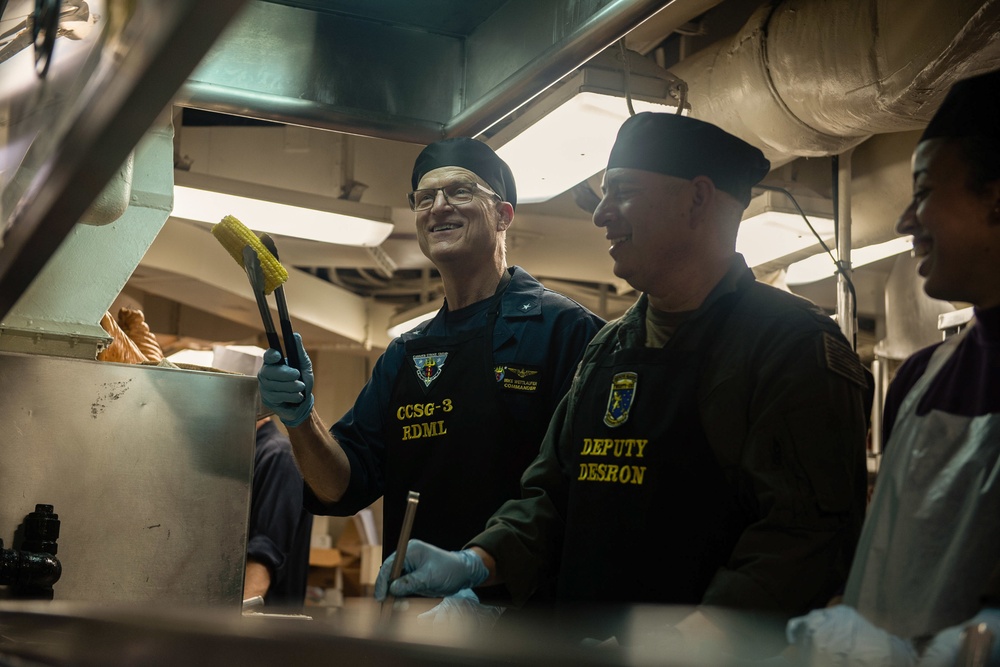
[558,312,749,606]
[383,274,538,558]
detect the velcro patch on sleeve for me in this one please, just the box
[822,332,867,388]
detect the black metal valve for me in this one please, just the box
[22,504,60,556]
[0,504,62,599]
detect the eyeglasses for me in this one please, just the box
[408,181,500,211]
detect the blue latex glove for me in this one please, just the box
[919,609,1000,667]
[257,333,314,427]
[786,605,918,666]
[417,588,504,630]
[374,539,489,601]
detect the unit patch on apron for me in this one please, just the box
[412,352,448,388]
[495,364,541,393]
[604,371,637,427]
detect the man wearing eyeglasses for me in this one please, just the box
[373,115,870,654]
[257,138,604,597]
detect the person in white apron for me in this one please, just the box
[788,68,1000,666]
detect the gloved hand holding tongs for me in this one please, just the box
[210,215,314,428]
[258,331,314,428]
[246,236,315,428]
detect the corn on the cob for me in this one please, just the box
[211,215,288,295]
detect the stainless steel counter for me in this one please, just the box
[0,351,256,605]
[0,599,790,666]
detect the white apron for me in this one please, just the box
[844,323,1000,639]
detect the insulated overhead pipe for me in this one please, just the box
[672,0,1000,169]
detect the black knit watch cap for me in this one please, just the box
[920,69,1000,144]
[606,112,770,207]
[411,137,518,210]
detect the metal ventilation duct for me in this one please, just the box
[177,0,677,143]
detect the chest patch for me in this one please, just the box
[495,364,541,393]
[604,371,638,428]
[411,352,448,388]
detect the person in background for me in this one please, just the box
[245,414,315,609]
[787,69,1000,666]
[257,138,604,612]
[212,345,314,610]
[374,112,870,653]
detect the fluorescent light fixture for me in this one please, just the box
[737,190,835,267]
[386,299,443,339]
[487,51,685,204]
[494,93,681,203]
[785,236,913,285]
[172,171,394,247]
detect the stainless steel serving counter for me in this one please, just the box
[0,350,256,605]
[0,599,790,667]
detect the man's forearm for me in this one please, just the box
[286,408,352,503]
[243,559,271,600]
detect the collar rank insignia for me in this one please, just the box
[604,371,637,428]
[412,352,448,388]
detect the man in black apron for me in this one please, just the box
[375,114,870,653]
[256,139,604,599]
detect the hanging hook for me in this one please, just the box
[617,39,637,117]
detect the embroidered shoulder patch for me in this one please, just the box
[412,352,448,388]
[822,332,867,388]
[496,364,541,393]
[604,372,638,428]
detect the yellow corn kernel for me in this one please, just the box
[212,215,288,294]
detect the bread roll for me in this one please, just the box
[117,306,164,362]
[97,311,148,364]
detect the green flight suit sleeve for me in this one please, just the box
[700,326,869,617]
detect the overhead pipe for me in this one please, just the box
[670,0,1000,168]
[836,148,856,350]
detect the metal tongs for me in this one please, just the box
[380,490,421,624]
[242,236,301,372]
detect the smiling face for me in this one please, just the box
[414,166,511,269]
[896,139,1000,308]
[592,168,697,295]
